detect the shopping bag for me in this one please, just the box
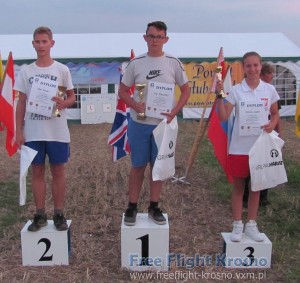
[152,117,178,181]
[249,130,287,191]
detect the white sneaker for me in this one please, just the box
[245,220,265,242]
[230,220,244,242]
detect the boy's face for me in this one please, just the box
[144,26,168,53]
[32,33,55,57]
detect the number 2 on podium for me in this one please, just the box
[38,238,53,261]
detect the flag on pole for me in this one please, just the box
[181,47,226,181]
[295,92,300,138]
[108,49,135,161]
[207,48,233,183]
[0,52,18,156]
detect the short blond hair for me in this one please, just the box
[33,26,53,40]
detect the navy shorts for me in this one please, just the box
[127,119,158,167]
[25,141,70,165]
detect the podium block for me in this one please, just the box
[21,220,71,266]
[121,213,169,271]
[221,232,272,268]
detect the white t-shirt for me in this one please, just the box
[14,61,74,143]
[226,79,280,155]
[122,53,189,125]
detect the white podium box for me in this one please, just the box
[221,232,272,268]
[121,213,169,272]
[21,220,72,266]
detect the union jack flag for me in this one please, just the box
[108,50,135,161]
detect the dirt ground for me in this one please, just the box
[0,118,298,283]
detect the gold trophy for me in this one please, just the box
[214,66,226,98]
[135,83,146,120]
[53,86,67,117]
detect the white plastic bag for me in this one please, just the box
[19,145,38,206]
[152,117,178,181]
[249,131,287,191]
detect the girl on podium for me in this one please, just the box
[215,52,280,242]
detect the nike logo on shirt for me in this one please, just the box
[146,70,162,80]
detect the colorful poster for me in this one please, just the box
[175,61,244,108]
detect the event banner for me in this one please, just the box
[176,61,244,108]
[66,62,121,85]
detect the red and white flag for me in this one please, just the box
[207,48,234,183]
[0,52,18,156]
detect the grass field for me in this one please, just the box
[0,118,299,282]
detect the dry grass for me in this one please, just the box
[0,118,299,283]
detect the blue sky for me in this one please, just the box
[1,0,300,47]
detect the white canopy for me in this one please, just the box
[1,32,300,63]
[1,32,299,119]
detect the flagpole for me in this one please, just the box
[171,89,212,184]
[178,65,231,183]
[172,47,224,184]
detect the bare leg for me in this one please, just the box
[31,164,47,210]
[231,177,245,221]
[128,166,147,203]
[149,164,163,202]
[50,163,66,210]
[247,189,260,220]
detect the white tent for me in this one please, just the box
[1,32,300,120]
[1,32,300,63]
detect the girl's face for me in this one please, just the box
[243,55,262,80]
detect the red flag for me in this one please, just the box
[0,52,18,156]
[108,49,135,161]
[208,48,233,183]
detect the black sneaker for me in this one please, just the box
[148,206,166,225]
[124,207,138,226]
[28,214,48,232]
[53,213,68,231]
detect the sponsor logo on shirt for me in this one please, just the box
[146,70,163,80]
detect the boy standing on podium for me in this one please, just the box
[15,26,75,232]
[118,21,190,226]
